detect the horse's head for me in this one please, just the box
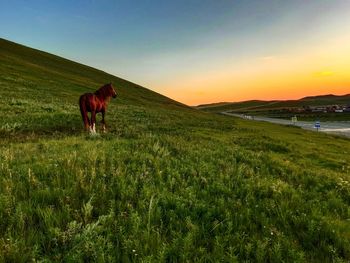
[108,83,117,98]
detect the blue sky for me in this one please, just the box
[1,0,350,104]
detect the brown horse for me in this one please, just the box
[79,83,117,133]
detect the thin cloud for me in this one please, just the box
[314,71,334,77]
[259,56,275,61]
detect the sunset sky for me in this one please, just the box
[1,0,350,105]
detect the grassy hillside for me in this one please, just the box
[0,38,195,142]
[1,38,350,262]
[197,100,275,112]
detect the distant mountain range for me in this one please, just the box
[300,94,350,101]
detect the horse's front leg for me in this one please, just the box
[101,110,106,133]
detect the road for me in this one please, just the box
[222,112,350,138]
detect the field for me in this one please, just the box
[258,112,350,122]
[1,38,350,262]
[233,111,350,122]
[198,96,350,122]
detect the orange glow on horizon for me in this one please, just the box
[160,35,350,106]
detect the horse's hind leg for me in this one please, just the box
[90,111,96,134]
[86,115,91,131]
[87,115,91,129]
[80,110,90,131]
[79,98,90,131]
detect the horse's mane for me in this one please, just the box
[95,83,113,98]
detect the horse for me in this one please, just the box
[79,83,117,133]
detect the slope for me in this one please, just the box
[0,39,350,262]
[0,38,192,141]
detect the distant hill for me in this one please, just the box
[300,94,350,102]
[198,94,350,113]
[196,101,232,108]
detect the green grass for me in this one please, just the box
[1,38,350,262]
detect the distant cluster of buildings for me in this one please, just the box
[289,105,350,113]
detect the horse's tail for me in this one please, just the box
[79,95,89,130]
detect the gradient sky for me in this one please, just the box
[1,0,350,105]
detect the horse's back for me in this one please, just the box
[79,93,94,100]
[79,93,101,112]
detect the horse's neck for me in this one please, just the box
[95,92,111,104]
[95,91,107,100]
[104,96,111,105]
